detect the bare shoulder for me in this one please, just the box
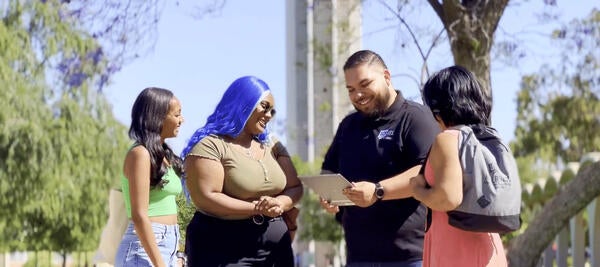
[435,131,458,143]
[432,131,459,154]
[123,145,152,180]
[125,145,151,164]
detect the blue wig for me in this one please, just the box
[181,76,272,158]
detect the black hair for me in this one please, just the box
[129,87,183,188]
[343,50,388,71]
[422,65,492,126]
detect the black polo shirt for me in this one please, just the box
[322,91,439,263]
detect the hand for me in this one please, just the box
[253,196,284,217]
[409,174,427,201]
[319,197,339,214]
[409,174,426,188]
[342,181,377,207]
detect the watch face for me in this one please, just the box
[375,183,384,199]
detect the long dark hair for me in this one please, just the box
[129,87,183,188]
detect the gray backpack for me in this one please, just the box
[448,125,521,233]
[447,124,522,233]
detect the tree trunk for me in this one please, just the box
[507,161,600,267]
[427,0,509,103]
[62,252,66,267]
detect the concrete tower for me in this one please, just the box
[286,0,362,162]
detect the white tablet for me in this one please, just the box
[298,174,355,206]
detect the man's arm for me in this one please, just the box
[342,165,420,207]
[343,106,438,206]
[378,164,421,199]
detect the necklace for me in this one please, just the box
[257,159,270,182]
[244,143,270,182]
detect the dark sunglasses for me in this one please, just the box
[257,103,276,116]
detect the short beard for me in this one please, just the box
[356,89,391,118]
[359,107,385,118]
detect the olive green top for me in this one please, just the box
[188,134,289,202]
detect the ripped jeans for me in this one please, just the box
[115,222,180,267]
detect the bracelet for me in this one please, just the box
[251,214,265,225]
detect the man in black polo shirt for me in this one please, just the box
[320,50,438,266]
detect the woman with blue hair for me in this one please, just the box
[181,76,303,266]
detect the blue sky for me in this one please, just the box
[104,0,598,155]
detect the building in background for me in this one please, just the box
[286,1,361,266]
[286,0,362,163]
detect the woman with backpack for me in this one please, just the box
[409,66,510,267]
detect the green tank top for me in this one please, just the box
[121,167,182,218]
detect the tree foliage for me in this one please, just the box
[0,0,129,255]
[505,9,600,266]
[176,193,196,250]
[512,8,600,165]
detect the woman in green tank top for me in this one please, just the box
[115,87,184,267]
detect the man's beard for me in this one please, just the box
[355,89,391,118]
[360,106,385,118]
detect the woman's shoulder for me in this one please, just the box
[441,128,460,136]
[124,144,151,165]
[127,144,149,155]
[201,134,223,142]
[188,134,227,157]
[192,134,226,147]
[436,130,460,141]
[265,134,287,149]
[432,130,460,155]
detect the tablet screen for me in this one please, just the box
[298,174,355,206]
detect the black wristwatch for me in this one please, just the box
[374,182,384,201]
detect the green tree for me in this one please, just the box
[512,9,600,164]
[44,96,128,257]
[0,1,129,261]
[507,9,600,266]
[177,193,196,250]
[0,1,60,251]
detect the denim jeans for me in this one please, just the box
[115,222,180,267]
[346,260,422,267]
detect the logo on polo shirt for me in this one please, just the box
[377,129,394,140]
